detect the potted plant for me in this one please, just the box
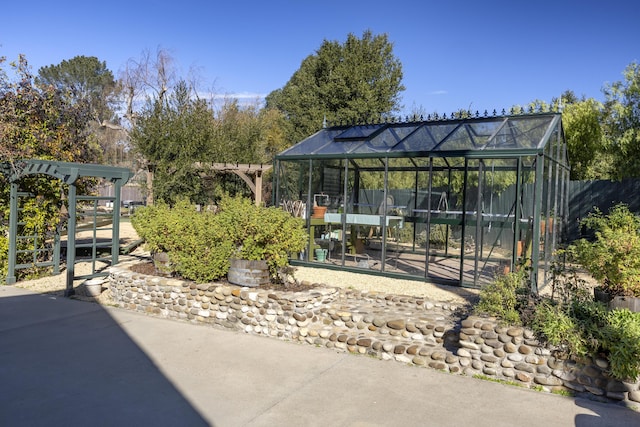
[572,204,640,311]
[212,195,308,286]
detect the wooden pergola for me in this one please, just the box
[147,162,273,206]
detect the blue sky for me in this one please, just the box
[2,0,638,116]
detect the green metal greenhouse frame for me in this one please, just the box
[274,112,570,292]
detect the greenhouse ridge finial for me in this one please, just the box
[323,107,561,127]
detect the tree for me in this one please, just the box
[131,80,216,204]
[36,55,128,166]
[265,30,405,145]
[602,62,640,179]
[214,99,288,164]
[0,54,98,280]
[131,83,287,204]
[36,55,119,125]
[561,96,607,180]
[119,47,178,129]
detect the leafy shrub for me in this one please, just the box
[523,276,640,381]
[132,195,307,283]
[572,204,640,297]
[530,300,593,358]
[474,271,527,324]
[132,198,234,282]
[213,195,307,279]
[603,309,640,380]
[0,227,8,280]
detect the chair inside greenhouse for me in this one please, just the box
[274,111,569,292]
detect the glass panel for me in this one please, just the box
[435,124,476,151]
[492,116,554,149]
[381,158,421,276]
[335,124,386,141]
[466,120,505,147]
[278,128,344,156]
[392,125,439,153]
[307,159,345,264]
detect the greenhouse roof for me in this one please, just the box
[277,112,564,160]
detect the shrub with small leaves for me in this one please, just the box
[131,195,307,283]
[474,271,527,325]
[572,204,640,297]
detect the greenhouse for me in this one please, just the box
[274,111,569,291]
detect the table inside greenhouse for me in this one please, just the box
[323,213,404,228]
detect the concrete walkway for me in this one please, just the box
[1,285,638,427]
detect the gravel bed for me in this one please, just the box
[292,265,479,304]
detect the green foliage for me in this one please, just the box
[603,61,640,179]
[571,204,640,297]
[132,199,233,282]
[131,195,307,283]
[131,82,286,204]
[265,30,404,145]
[210,195,307,278]
[561,97,607,180]
[36,55,119,125]
[530,301,590,358]
[474,271,527,325]
[1,55,98,281]
[604,309,640,380]
[522,253,640,381]
[540,299,640,381]
[0,225,8,279]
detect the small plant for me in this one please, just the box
[551,389,574,397]
[571,204,640,297]
[472,374,525,388]
[474,270,528,324]
[530,301,590,358]
[604,309,640,380]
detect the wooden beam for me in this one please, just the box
[193,162,272,206]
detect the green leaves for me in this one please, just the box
[265,30,404,145]
[474,271,527,325]
[131,195,307,283]
[572,204,640,297]
[1,55,99,281]
[131,83,286,204]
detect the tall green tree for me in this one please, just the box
[561,94,607,180]
[36,55,119,125]
[131,80,217,204]
[214,99,288,164]
[603,61,640,179]
[36,55,125,165]
[265,30,405,145]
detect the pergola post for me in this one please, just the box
[6,182,19,285]
[64,183,77,296]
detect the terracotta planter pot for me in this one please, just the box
[311,206,327,219]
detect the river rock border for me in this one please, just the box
[108,263,640,407]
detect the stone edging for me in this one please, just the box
[108,263,640,407]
